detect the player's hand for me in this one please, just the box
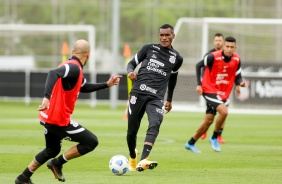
[239,81,248,87]
[235,85,241,96]
[196,85,203,95]
[107,75,123,87]
[38,97,49,111]
[127,72,137,81]
[164,101,172,114]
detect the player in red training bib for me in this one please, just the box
[185,36,247,153]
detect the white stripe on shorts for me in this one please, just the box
[204,95,223,104]
[224,98,230,106]
[66,127,85,134]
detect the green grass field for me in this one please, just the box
[0,101,281,184]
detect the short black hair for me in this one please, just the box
[160,24,174,32]
[225,36,236,43]
[214,33,224,38]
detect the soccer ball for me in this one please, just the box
[109,155,129,175]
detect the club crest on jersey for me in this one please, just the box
[130,96,137,104]
[169,55,176,64]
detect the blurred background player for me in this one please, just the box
[185,36,247,153]
[126,24,183,171]
[15,39,122,184]
[200,33,240,143]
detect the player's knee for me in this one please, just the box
[35,147,61,164]
[87,134,99,152]
[217,105,228,117]
[220,109,228,117]
[205,118,214,125]
[127,131,137,138]
[77,135,98,155]
[147,125,160,137]
[205,114,215,125]
[46,147,61,158]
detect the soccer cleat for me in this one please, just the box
[185,142,201,153]
[217,136,225,144]
[128,149,138,171]
[136,159,158,172]
[129,157,137,171]
[200,132,207,140]
[15,177,34,184]
[209,136,221,152]
[47,160,65,182]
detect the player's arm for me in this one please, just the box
[80,80,108,93]
[234,59,247,87]
[38,63,79,111]
[165,57,183,113]
[195,54,214,95]
[165,73,177,114]
[234,61,243,96]
[80,75,122,93]
[127,44,148,80]
[195,59,205,86]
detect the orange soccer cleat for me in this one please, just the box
[217,136,225,144]
[200,132,207,140]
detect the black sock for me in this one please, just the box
[52,154,67,166]
[129,150,136,159]
[140,145,152,160]
[212,131,219,139]
[218,128,223,136]
[127,134,137,158]
[18,167,33,181]
[23,167,33,178]
[188,137,196,145]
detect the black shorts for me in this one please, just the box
[40,120,96,151]
[202,93,230,115]
[127,93,164,136]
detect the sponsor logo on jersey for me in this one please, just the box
[152,54,157,59]
[216,73,229,85]
[153,45,160,50]
[217,91,226,96]
[149,59,164,66]
[169,55,176,64]
[130,95,137,104]
[147,59,166,76]
[233,57,239,61]
[140,84,157,94]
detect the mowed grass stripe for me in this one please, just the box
[0,101,281,184]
